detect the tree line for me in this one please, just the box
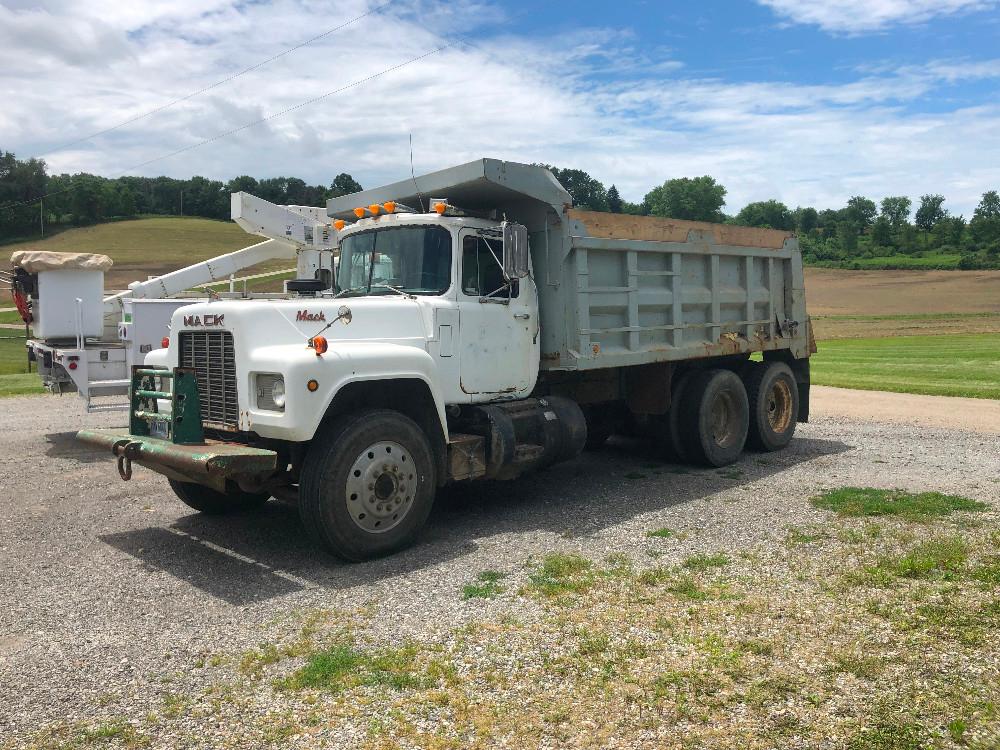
[539,164,1000,270]
[3,151,998,268]
[0,150,362,242]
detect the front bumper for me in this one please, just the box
[77,428,278,492]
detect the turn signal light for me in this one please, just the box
[307,379,319,392]
[310,336,329,355]
[161,336,169,348]
[333,219,346,231]
[353,207,366,218]
[433,201,447,214]
[383,201,396,213]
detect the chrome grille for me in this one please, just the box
[179,331,238,428]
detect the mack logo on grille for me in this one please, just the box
[296,310,326,322]
[183,314,225,327]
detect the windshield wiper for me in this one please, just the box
[333,286,367,298]
[371,283,416,299]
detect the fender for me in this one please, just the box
[242,341,449,443]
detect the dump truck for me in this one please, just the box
[79,159,814,560]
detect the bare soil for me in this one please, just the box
[804,268,1000,316]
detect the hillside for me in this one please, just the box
[3,216,290,290]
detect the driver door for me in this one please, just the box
[457,229,537,396]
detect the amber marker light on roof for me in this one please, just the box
[383,201,396,213]
[333,219,346,230]
[433,202,447,214]
[369,203,382,215]
[353,207,366,218]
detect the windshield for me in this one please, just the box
[336,225,452,296]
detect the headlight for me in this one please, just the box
[256,374,285,412]
[271,378,285,408]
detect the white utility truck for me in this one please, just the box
[80,159,815,561]
[8,193,335,411]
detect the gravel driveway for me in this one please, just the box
[1,392,997,748]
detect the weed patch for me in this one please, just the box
[526,553,594,597]
[462,570,506,600]
[280,642,426,693]
[682,553,731,571]
[812,487,986,521]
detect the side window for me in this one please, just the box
[461,235,518,298]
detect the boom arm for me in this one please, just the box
[103,192,340,312]
[103,238,296,308]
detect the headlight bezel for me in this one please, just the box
[255,373,286,412]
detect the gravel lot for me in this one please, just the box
[1,391,997,748]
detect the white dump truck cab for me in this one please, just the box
[81,158,812,562]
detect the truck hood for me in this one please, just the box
[171,296,435,347]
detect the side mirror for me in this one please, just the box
[502,222,530,279]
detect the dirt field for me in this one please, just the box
[804,269,1000,317]
[1,393,998,749]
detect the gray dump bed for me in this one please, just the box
[329,159,811,372]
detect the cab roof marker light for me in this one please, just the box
[333,219,346,231]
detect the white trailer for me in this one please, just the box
[80,159,815,561]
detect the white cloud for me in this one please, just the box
[1,1,999,215]
[755,0,996,34]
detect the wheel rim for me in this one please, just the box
[766,378,794,434]
[345,440,414,534]
[709,390,740,448]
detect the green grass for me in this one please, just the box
[0,309,27,324]
[808,252,973,270]
[5,216,289,288]
[682,553,731,571]
[810,333,1000,398]
[280,642,425,693]
[0,334,44,396]
[647,528,675,539]
[462,570,506,599]
[526,553,594,597]
[812,487,987,521]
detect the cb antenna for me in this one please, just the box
[409,133,426,212]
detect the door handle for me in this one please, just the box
[513,313,531,320]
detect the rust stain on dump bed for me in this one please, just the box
[567,209,792,250]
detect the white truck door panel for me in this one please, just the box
[457,230,536,395]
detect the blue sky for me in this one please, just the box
[1,0,999,214]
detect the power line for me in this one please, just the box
[1,42,451,211]
[36,0,393,158]
[121,43,450,172]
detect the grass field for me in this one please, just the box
[3,216,289,290]
[811,333,1000,399]
[0,334,42,396]
[810,252,967,270]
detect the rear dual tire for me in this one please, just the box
[659,361,798,466]
[744,361,799,452]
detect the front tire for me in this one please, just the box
[298,409,436,561]
[168,480,270,515]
